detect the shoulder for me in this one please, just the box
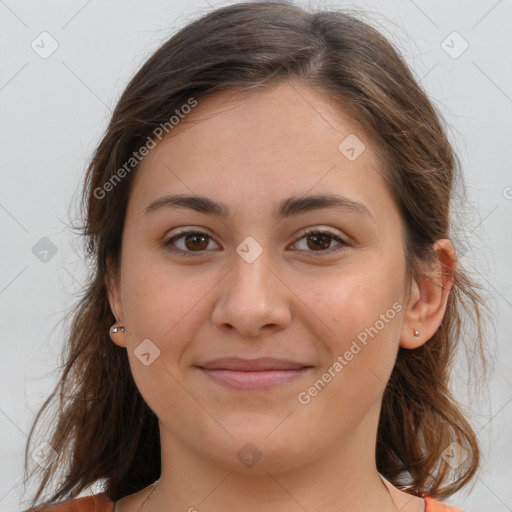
[24,492,115,512]
[424,495,467,512]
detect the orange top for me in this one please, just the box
[25,491,467,512]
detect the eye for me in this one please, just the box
[163,227,348,257]
[164,230,220,257]
[291,228,348,256]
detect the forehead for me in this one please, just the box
[128,81,391,220]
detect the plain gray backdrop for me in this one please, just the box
[1,0,511,511]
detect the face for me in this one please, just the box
[109,80,416,473]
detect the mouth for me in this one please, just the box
[196,357,314,391]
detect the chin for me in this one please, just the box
[199,427,308,474]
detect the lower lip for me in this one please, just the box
[199,368,312,390]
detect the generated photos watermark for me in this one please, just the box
[297,301,403,405]
[93,97,198,200]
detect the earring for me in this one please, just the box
[413,329,420,337]
[110,323,125,334]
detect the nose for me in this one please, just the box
[211,248,292,338]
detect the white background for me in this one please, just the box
[1,1,511,511]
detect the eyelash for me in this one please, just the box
[163,228,349,258]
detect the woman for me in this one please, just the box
[23,2,489,511]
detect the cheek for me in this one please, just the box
[298,260,404,385]
[296,271,404,428]
[122,254,188,331]
[120,253,218,374]
[306,263,401,333]
[118,258,198,412]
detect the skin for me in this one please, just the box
[108,80,456,512]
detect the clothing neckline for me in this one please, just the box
[112,495,428,512]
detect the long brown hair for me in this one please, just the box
[23,1,491,509]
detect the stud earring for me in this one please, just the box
[110,323,125,334]
[413,329,420,337]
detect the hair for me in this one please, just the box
[23,1,492,509]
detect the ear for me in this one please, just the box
[400,239,456,349]
[106,256,127,348]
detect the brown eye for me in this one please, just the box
[164,228,348,258]
[165,230,219,256]
[306,233,333,251]
[292,229,348,256]
[183,233,209,251]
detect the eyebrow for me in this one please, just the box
[144,193,373,220]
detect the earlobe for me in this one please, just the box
[108,322,127,348]
[399,239,456,350]
[106,257,127,348]
[400,276,425,349]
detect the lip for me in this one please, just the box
[197,357,314,391]
[198,357,311,371]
